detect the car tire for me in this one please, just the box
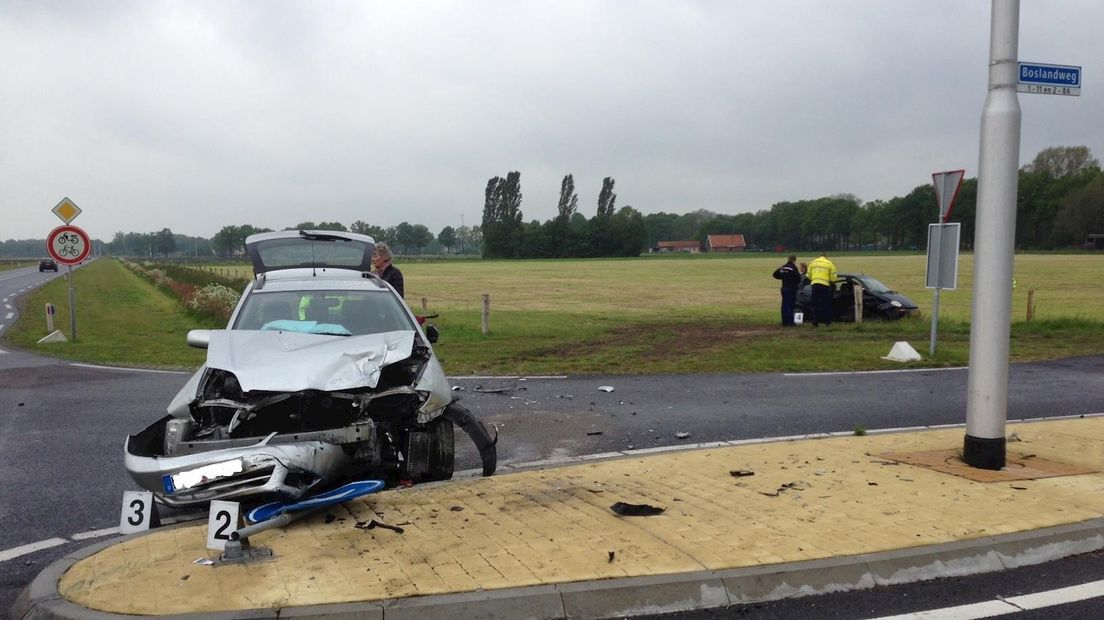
[425,416,455,481]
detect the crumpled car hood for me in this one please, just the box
[205,330,415,392]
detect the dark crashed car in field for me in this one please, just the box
[795,273,918,322]
[124,230,497,508]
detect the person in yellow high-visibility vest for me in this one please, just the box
[806,251,837,327]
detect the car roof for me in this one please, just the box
[245,230,375,275]
[254,268,391,293]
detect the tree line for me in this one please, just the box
[3,146,1099,259]
[481,173,647,258]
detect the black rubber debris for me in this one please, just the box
[610,502,666,516]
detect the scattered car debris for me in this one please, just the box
[586,431,604,436]
[355,520,404,534]
[608,550,615,563]
[759,481,810,497]
[474,385,516,394]
[192,558,215,566]
[610,502,666,516]
[729,470,755,477]
[450,506,464,512]
[1008,432,1021,442]
[1010,485,1028,491]
[597,386,615,393]
[675,432,691,439]
[452,386,465,391]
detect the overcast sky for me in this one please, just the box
[2,1,1101,242]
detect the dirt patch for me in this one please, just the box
[519,320,780,360]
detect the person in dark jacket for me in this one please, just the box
[372,242,405,298]
[772,255,802,326]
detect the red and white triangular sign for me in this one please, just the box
[932,170,965,222]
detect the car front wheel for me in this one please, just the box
[425,416,455,481]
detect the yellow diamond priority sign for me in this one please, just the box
[52,197,82,224]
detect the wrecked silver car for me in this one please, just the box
[125,230,496,508]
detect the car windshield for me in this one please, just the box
[854,276,891,293]
[233,290,414,336]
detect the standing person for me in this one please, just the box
[372,242,405,298]
[772,255,802,327]
[806,250,837,327]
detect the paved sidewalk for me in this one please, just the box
[14,416,1104,619]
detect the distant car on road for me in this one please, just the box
[39,258,58,272]
[796,273,918,322]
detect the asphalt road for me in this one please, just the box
[2,263,1103,616]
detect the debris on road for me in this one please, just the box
[675,432,691,439]
[729,470,755,477]
[610,502,666,516]
[586,431,604,436]
[355,520,405,534]
[598,386,615,392]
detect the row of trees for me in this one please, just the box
[4,146,1099,259]
[481,173,647,258]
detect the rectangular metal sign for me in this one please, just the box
[1017,62,1081,96]
[926,223,961,290]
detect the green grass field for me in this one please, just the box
[5,254,1102,374]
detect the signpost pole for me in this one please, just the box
[965,0,1021,470]
[929,223,942,357]
[67,265,77,341]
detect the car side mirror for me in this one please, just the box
[186,329,211,349]
[425,324,439,344]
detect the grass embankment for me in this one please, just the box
[5,254,1103,374]
[3,259,215,369]
[1,260,34,272]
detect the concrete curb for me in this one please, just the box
[14,517,1104,620]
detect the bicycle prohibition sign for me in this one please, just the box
[47,225,91,266]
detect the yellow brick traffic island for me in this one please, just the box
[60,418,1104,616]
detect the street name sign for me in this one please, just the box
[1017,62,1081,96]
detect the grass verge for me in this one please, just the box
[2,259,214,369]
[4,256,1103,375]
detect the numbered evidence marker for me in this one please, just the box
[207,500,243,551]
[118,490,160,534]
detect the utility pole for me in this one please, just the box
[964,0,1021,470]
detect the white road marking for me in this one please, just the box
[70,527,120,541]
[786,366,967,377]
[4,312,12,319]
[69,363,188,375]
[869,599,1019,619]
[868,578,1104,619]
[0,538,68,563]
[451,375,567,380]
[1007,578,1104,609]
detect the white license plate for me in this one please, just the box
[162,459,244,494]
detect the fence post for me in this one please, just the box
[481,294,490,336]
[1026,289,1035,322]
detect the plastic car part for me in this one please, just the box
[443,402,497,477]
